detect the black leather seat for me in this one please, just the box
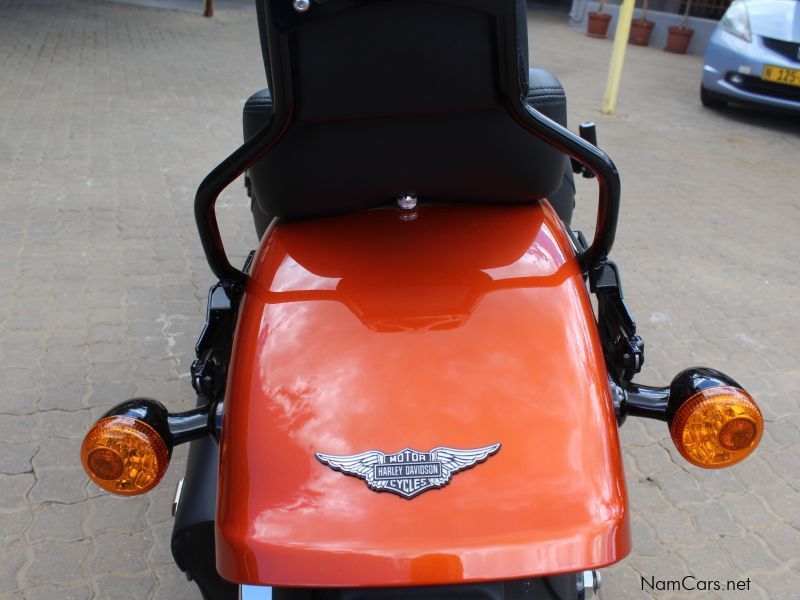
[244,0,575,237]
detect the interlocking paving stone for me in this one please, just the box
[0,543,29,595]
[1,0,798,598]
[151,564,198,600]
[627,476,675,513]
[0,474,36,511]
[0,509,33,547]
[643,511,700,549]
[651,470,712,506]
[693,464,748,498]
[91,531,153,575]
[86,494,148,536]
[689,500,746,539]
[28,467,88,505]
[628,517,665,558]
[27,502,87,544]
[93,574,156,600]
[0,443,37,476]
[24,540,92,587]
[758,524,800,564]
[671,544,757,599]
[24,585,94,600]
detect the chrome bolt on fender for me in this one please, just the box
[292,0,310,12]
[397,194,418,210]
[580,570,601,598]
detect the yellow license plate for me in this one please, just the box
[761,65,800,88]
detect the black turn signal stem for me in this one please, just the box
[609,376,670,426]
[167,400,223,445]
[612,380,669,426]
[99,397,223,449]
[623,383,670,423]
[613,367,744,426]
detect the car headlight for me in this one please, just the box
[720,0,751,42]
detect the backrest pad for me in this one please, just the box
[251,0,564,220]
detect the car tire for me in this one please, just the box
[701,85,727,109]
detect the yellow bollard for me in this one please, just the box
[602,0,636,114]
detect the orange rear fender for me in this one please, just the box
[217,203,631,586]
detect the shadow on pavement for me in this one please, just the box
[707,103,800,135]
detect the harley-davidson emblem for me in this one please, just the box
[315,443,501,499]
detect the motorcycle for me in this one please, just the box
[79,1,764,598]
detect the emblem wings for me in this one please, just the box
[315,443,501,494]
[315,450,389,491]
[429,443,501,486]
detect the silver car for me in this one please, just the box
[701,0,800,112]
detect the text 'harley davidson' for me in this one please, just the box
[80,1,764,598]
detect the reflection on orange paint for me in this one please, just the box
[217,203,631,587]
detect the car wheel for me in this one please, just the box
[701,85,727,109]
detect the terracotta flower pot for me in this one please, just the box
[665,25,694,54]
[629,19,655,46]
[587,11,612,38]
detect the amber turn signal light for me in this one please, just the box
[669,386,762,469]
[81,415,170,495]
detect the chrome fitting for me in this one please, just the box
[580,569,601,598]
[397,195,418,210]
[292,0,310,12]
[172,478,184,517]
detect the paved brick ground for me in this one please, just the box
[0,1,798,598]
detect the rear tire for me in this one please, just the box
[701,85,727,109]
[266,574,584,599]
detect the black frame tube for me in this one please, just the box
[194,7,295,285]
[513,103,620,272]
[194,0,620,284]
